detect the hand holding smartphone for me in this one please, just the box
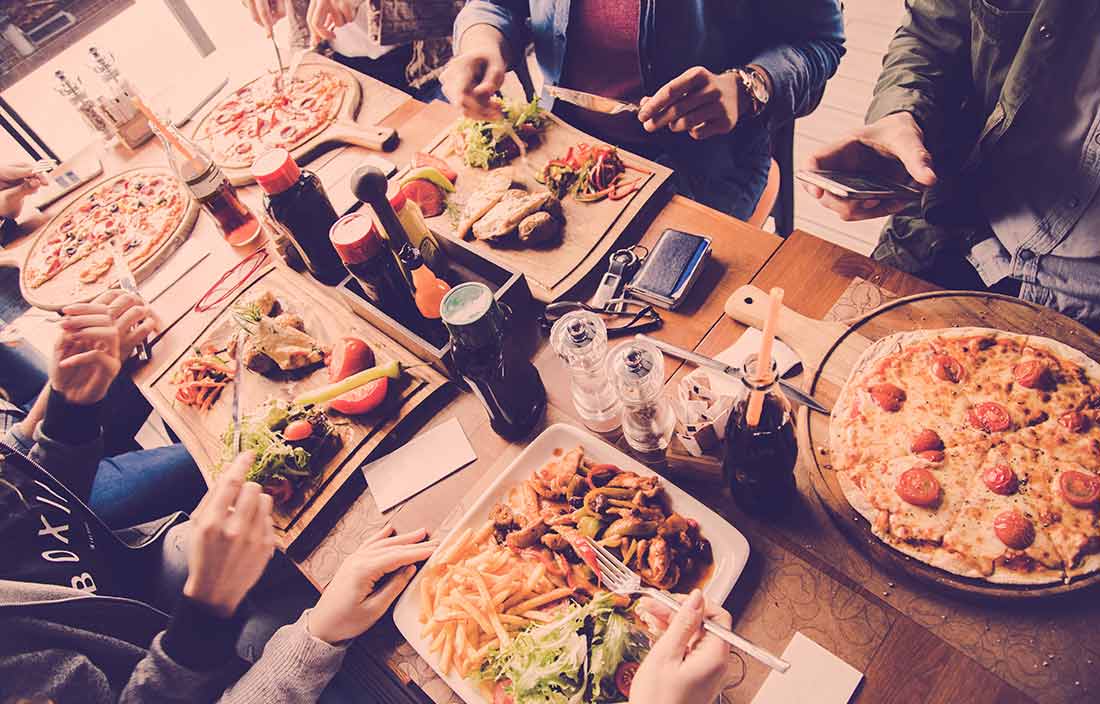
[795,170,924,201]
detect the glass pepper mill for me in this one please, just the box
[607,338,675,462]
[550,311,621,433]
[722,354,799,516]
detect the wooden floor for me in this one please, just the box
[793,0,908,255]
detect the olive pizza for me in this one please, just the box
[24,168,192,296]
[832,328,1100,585]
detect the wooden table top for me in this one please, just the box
[5,59,1077,703]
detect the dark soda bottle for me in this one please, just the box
[723,355,798,516]
[440,282,546,440]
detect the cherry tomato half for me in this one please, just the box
[982,464,1018,495]
[869,383,906,412]
[1059,470,1100,508]
[968,402,1011,433]
[615,662,639,698]
[931,354,964,383]
[1012,359,1050,390]
[993,510,1035,550]
[328,337,374,383]
[283,419,314,441]
[896,467,941,507]
[1059,411,1089,434]
[330,376,389,416]
[910,428,945,454]
[492,681,514,704]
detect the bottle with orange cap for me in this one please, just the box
[252,148,346,285]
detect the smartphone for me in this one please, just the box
[796,169,924,200]
[625,229,711,310]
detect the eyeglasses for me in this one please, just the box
[539,298,663,337]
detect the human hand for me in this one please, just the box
[440,26,508,120]
[803,111,938,221]
[628,590,736,704]
[0,163,46,219]
[63,291,161,361]
[308,525,437,644]
[307,0,360,44]
[52,306,123,405]
[637,67,743,141]
[184,451,276,618]
[241,0,287,37]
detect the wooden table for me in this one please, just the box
[5,59,1082,703]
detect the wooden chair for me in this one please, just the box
[768,118,796,236]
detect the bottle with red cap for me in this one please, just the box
[252,148,346,285]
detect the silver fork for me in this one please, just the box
[585,537,790,673]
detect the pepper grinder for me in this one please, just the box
[350,165,415,285]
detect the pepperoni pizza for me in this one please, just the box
[832,328,1100,585]
[194,67,348,170]
[23,168,192,298]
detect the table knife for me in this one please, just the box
[110,237,151,362]
[546,85,640,115]
[232,330,245,454]
[636,334,831,414]
[271,35,286,91]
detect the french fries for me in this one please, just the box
[419,520,574,677]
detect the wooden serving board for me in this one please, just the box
[412,113,673,302]
[725,284,1100,599]
[150,265,447,550]
[0,166,200,311]
[191,56,398,187]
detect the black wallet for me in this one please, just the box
[625,229,711,309]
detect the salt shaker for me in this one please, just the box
[607,338,675,461]
[550,311,622,433]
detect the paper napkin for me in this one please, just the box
[363,418,477,512]
[704,327,802,397]
[751,632,863,704]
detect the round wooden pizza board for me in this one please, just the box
[725,285,1100,599]
[191,57,398,187]
[0,166,200,312]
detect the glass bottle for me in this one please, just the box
[549,311,621,433]
[607,338,675,461]
[151,119,261,247]
[399,243,451,321]
[87,46,153,149]
[252,148,346,284]
[391,191,448,276]
[54,70,113,141]
[441,282,547,440]
[722,355,798,517]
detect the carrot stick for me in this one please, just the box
[747,287,784,427]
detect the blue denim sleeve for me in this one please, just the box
[453,0,530,61]
[749,0,846,123]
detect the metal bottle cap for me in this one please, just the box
[606,338,665,403]
[440,282,503,349]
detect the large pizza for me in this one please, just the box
[193,66,348,170]
[831,328,1100,585]
[23,167,194,306]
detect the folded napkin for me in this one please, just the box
[751,632,863,704]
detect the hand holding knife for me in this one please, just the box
[109,237,151,362]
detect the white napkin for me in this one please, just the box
[363,418,477,512]
[751,632,863,704]
[706,327,801,396]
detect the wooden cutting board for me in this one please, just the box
[411,112,673,302]
[725,284,1100,599]
[191,56,398,186]
[0,166,200,311]
[149,265,447,551]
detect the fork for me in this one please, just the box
[585,537,790,673]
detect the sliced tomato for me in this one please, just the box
[328,337,375,383]
[564,530,602,583]
[1059,411,1089,433]
[910,428,944,454]
[398,179,445,218]
[982,464,1018,495]
[329,376,389,415]
[1012,359,1050,390]
[492,681,514,704]
[283,419,314,441]
[930,354,964,383]
[968,402,1011,433]
[993,510,1035,550]
[868,383,906,412]
[615,662,639,698]
[263,476,295,505]
[1060,470,1100,508]
[895,467,941,507]
[412,152,458,184]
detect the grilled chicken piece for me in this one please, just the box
[246,317,326,372]
[505,518,549,548]
[517,210,561,244]
[473,190,561,241]
[458,169,515,239]
[250,290,279,316]
[273,313,305,331]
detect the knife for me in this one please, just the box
[231,330,246,454]
[546,85,640,115]
[636,334,831,414]
[271,35,286,92]
[109,237,151,362]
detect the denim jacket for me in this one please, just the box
[868,0,1100,326]
[454,0,845,220]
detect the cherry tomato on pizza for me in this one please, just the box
[869,383,906,412]
[982,464,1018,495]
[896,467,941,507]
[931,354,964,383]
[993,510,1035,550]
[1012,360,1051,390]
[1059,411,1089,433]
[1060,470,1100,508]
[910,428,944,454]
[968,402,1012,433]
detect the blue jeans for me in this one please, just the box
[1,338,206,528]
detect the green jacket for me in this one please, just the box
[867,0,1100,272]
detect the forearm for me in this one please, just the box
[453,0,526,67]
[15,386,48,438]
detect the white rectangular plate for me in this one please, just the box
[392,422,751,704]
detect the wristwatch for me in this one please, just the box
[733,66,771,118]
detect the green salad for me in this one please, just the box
[454,97,546,169]
[478,593,649,704]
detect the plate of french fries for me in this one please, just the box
[392,423,750,703]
